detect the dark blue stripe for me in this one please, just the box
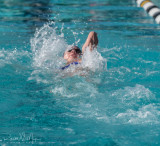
[61,62,79,70]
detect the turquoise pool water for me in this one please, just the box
[1,0,160,145]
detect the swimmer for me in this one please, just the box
[62,31,98,70]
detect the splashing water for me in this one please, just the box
[82,47,107,72]
[30,23,67,70]
[29,23,107,83]
[0,48,30,68]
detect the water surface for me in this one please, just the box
[0,0,160,145]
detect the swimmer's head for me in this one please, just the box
[67,46,82,54]
[63,46,82,63]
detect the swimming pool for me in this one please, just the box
[0,0,160,145]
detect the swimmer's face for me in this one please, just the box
[64,46,82,63]
[64,49,79,62]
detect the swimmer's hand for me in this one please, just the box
[89,31,98,47]
[82,31,98,53]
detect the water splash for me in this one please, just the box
[30,23,107,83]
[0,48,30,68]
[82,47,107,72]
[30,23,67,70]
[116,104,160,124]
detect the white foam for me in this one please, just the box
[0,48,30,68]
[116,104,160,124]
[31,23,67,70]
[111,84,158,124]
[112,84,154,100]
[51,86,79,98]
[51,79,99,98]
[81,47,107,72]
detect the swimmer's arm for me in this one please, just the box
[82,31,98,54]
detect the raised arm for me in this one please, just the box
[82,31,98,54]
